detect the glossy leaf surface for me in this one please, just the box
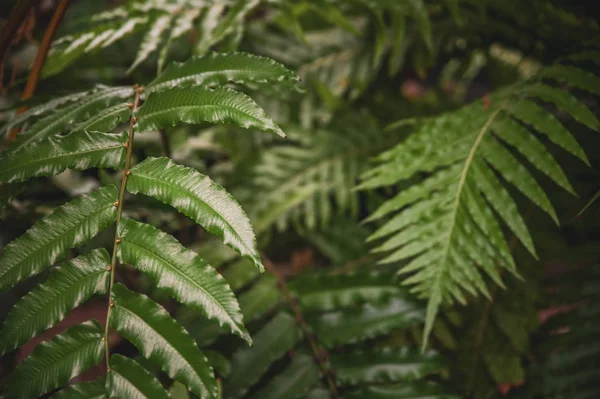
[108,354,170,399]
[110,284,216,399]
[0,131,127,184]
[3,321,104,399]
[136,86,285,137]
[0,185,117,290]
[127,157,263,271]
[117,218,250,343]
[0,249,110,355]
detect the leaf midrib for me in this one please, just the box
[0,203,114,280]
[115,303,203,384]
[1,142,124,178]
[140,104,264,128]
[129,172,250,254]
[424,104,506,345]
[3,270,106,343]
[122,237,239,329]
[150,68,289,92]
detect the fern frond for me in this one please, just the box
[126,157,263,271]
[3,321,104,399]
[248,352,320,399]
[224,312,301,399]
[147,52,300,93]
[110,283,216,399]
[136,86,285,137]
[332,348,446,386]
[50,381,106,399]
[0,131,127,184]
[0,249,109,355]
[361,60,600,344]
[288,271,403,311]
[308,296,424,348]
[5,86,134,153]
[0,185,117,290]
[245,113,389,233]
[118,217,250,343]
[108,354,171,399]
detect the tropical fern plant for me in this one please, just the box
[0,52,298,398]
[360,53,600,344]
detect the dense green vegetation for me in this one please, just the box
[0,0,599,398]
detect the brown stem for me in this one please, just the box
[4,0,71,147]
[262,257,338,398]
[0,0,40,64]
[104,88,143,371]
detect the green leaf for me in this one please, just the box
[522,83,600,132]
[0,249,109,355]
[1,90,89,137]
[505,100,589,164]
[136,86,285,137]
[0,131,127,184]
[127,157,263,271]
[308,297,424,348]
[492,115,575,195]
[3,321,104,399]
[540,64,600,97]
[72,102,131,133]
[237,275,280,323]
[221,259,261,291]
[110,283,216,399]
[0,182,24,214]
[108,354,170,399]
[345,382,460,398]
[128,14,173,73]
[204,350,232,378]
[331,348,446,386]
[6,86,134,153]
[288,272,403,311]
[147,52,299,93]
[248,353,321,399]
[117,218,250,344]
[0,185,117,291]
[51,381,106,399]
[225,312,301,399]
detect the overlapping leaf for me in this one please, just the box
[117,217,250,343]
[51,381,106,399]
[3,321,104,399]
[0,249,109,355]
[110,284,216,399]
[0,131,127,184]
[126,157,263,271]
[0,185,117,290]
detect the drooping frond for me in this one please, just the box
[360,57,600,344]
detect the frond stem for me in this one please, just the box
[423,101,506,349]
[104,87,142,371]
[263,257,339,398]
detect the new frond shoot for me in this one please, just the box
[0,52,298,398]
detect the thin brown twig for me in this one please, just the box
[262,256,338,398]
[0,0,41,64]
[4,0,71,147]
